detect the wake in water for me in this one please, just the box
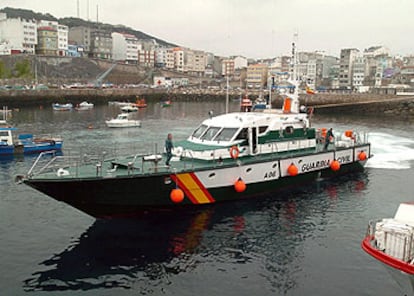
[366,132,414,169]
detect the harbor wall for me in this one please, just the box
[0,89,413,116]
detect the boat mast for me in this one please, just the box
[286,40,300,113]
[225,74,229,113]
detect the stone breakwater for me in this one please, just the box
[0,88,413,116]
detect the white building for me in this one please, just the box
[112,32,140,63]
[0,12,37,54]
[155,47,168,67]
[185,49,206,75]
[165,47,185,72]
[233,56,248,69]
[352,54,365,90]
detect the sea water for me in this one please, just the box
[1,102,413,295]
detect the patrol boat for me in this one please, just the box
[16,43,371,218]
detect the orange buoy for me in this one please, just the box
[358,151,367,161]
[230,146,240,159]
[330,159,341,171]
[287,163,298,176]
[345,130,353,137]
[170,188,184,203]
[234,178,246,192]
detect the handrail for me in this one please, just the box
[27,151,58,176]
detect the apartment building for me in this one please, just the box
[138,49,156,67]
[165,47,184,72]
[246,63,268,89]
[90,29,112,59]
[221,59,235,77]
[0,12,37,54]
[352,54,365,90]
[339,48,359,89]
[38,20,68,56]
[155,47,167,67]
[112,32,139,63]
[68,26,91,52]
[185,49,206,76]
[36,26,58,55]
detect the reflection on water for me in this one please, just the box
[23,173,368,294]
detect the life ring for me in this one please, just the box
[174,146,183,157]
[229,146,239,159]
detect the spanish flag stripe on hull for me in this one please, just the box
[171,173,215,204]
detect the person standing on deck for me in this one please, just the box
[165,133,173,166]
[324,128,334,150]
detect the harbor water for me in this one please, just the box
[1,101,414,295]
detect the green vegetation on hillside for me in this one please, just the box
[0,59,32,79]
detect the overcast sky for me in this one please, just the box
[2,0,414,58]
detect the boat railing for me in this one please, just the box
[26,149,116,177]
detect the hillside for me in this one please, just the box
[0,7,176,47]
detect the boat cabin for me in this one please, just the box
[0,127,15,146]
[175,110,315,161]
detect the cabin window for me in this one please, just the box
[200,126,221,141]
[258,126,268,134]
[285,126,294,134]
[235,128,248,140]
[215,128,238,142]
[192,124,208,138]
[0,131,8,137]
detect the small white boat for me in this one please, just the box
[75,101,94,111]
[52,103,73,111]
[105,113,141,128]
[121,105,138,113]
[362,202,414,295]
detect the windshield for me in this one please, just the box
[214,128,238,142]
[200,126,221,141]
[192,124,208,138]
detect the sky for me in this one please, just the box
[2,0,414,59]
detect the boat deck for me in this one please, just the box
[24,139,366,180]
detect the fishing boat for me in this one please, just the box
[0,124,63,156]
[75,101,94,111]
[362,202,414,295]
[105,113,141,128]
[16,42,372,218]
[52,103,73,111]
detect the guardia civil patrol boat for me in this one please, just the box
[16,43,371,218]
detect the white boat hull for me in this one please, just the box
[105,120,141,128]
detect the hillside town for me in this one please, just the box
[1,7,414,94]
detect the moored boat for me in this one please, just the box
[0,124,63,156]
[121,104,138,113]
[361,202,414,295]
[16,42,372,218]
[75,101,94,111]
[105,113,141,128]
[161,99,172,107]
[52,103,73,111]
[132,98,147,108]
